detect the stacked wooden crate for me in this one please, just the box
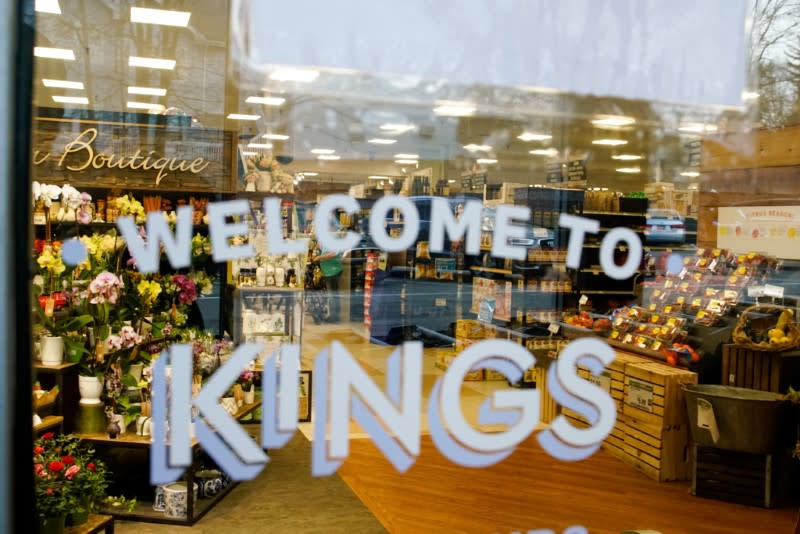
[621,361,697,481]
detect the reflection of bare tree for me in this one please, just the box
[749,0,800,127]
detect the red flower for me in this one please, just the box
[61,455,74,465]
[86,463,96,472]
[47,461,64,473]
[33,463,45,477]
[42,432,55,440]
[33,446,44,455]
[65,465,80,480]
[34,239,46,255]
[46,488,53,496]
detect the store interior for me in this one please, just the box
[27,2,800,534]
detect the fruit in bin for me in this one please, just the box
[593,318,612,332]
[777,309,794,330]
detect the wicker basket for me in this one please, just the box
[731,305,800,352]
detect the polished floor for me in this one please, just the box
[118,321,798,533]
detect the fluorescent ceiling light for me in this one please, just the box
[227,113,260,121]
[592,139,628,146]
[612,154,642,161]
[447,179,456,183]
[131,7,191,27]
[301,172,318,176]
[394,153,418,159]
[129,56,176,70]
[52,95,88,104]
[263,133,290,140]
[269,68,319,82]
[476,158,498,165]
[680,171,700,177]
[34,47,74,60]
[127,101,165,112]
[317,154,341,161]
[368,175,390,180]
[35,0,61,15]
[247,143,273,149]
[311,148,335,155]
[42,79,83,90]
[678,123,718,134]
[128,86,167,96]
[395,159,418,165]
[742,91,760,101]
[464,144,491,152]
[530,148,558,157]
[245,95,286,106]
[616,167,641,174]
[241,151,258,156]
[379,123,415,134]
[518,132,552,142]
[367,138,397,145]
[592,115,635,127]
[433,101,476,117]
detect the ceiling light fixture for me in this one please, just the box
[592,116,635,127]
[616,167,641,174]
[130,7,191,27]
[129,56,176,70]
[680,171,700,177]
[742,91,760,101]
[127,101,165,112]
[241,151,258,156]
[394,153,418,159]
[42,79,83,89]
[34,47,74,60]
[395,159,418,165]
[227,113,260,121]
[52,95,88,105]
[248,143,273,149]
[269,68,319,82]
[518,132,552,142]
[447,179,456,183]
[128,86,167,96]
[433,101,476,117]
[379,123,415,134]
[463,144,492,152]
[367,138,397,145]
[529,148,558,157]
[301,172,318,176]
[611,154,642,161]
[245,95,286,106]
[317,154,341,161]
[35,0,61,15]
[678,123,718,134]
[262,133,290,140]
[476,158,498,165]
[592,139,628,146]
[368,175,390,180]
[311,148,335,155]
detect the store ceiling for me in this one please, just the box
[32,0,752,192]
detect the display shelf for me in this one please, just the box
[34,361,80,373]
[65,513,113,534]
[34,415,63,433]
[581,289,636,295]
[470,266,513,275]
[582,210,648,217]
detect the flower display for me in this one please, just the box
[171,274,198,305]
[136,279,162,307]
[113,194,145,223]
[32,181,62,207]
[86,271,124,305]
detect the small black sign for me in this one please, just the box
[546,162,563,183]
[686,140,702,168]
[567,160,586,182]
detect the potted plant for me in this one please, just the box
[239,369,256,405]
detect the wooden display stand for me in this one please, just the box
[65,514,114,534]
[721,344,800,393]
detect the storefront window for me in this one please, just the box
[21,1,800,533]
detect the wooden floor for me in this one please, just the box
[339,434,797,534]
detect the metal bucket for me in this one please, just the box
[683,384,793,454]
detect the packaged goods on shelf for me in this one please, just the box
[471,277,513,321]
[434,348,484,381]
[455,319,485,340]
[644,182,674,210]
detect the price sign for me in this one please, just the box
[588,371,612,393]
[546,162,563,183]
[548,323,560,334]
[579,294,589,305]
[747,285,765,297]
[626,378,654,413]
[567,159,587,182]
[764,284,785,298]
[478,297,496,323]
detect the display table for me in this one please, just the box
[75,400,261,526]
[65,513,114,534]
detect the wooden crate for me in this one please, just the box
[455,319,485,339]
[621,413,691,481]
[721,344,800,393]
[622,362,697,428]
[691,445,793,508]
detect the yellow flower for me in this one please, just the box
[136,279,162,306]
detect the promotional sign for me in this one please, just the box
[717,205,800,260]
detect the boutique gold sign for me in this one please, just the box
[32,127,212,185]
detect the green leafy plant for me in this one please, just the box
[103,495,137,512]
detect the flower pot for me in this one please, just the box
[128,362,144,382]
[221,397,238,415]
[66,500,90,527]
[244,386,256,405]
[78,375,104,405]
[163,481,199,519]
[40,336,64,366]
[37,514,65,534]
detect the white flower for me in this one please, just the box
[61,184,82,210]
[32,181,62,207]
